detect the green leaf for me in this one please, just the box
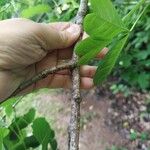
[1,97,17,117]
[75,0,129,65]
[5,105,13,117]
[50,139,58,150]
[94,34,129,85]
[11,108,35,130]
[0,127,9,139]
[3,109,36,150]
[75,37,110,56]
[21,4,51,18]
[75,37,110,65]
[1,97,17,107]
[14,135,40,150]
[134,50,150,60]
[84,13,128,40]
[0,127,9,150]
[32,117,56,150]
[90,0,123,26]
[85,0,129,40]
[8,108,35,141]
[138,73,150,89]
[24,135,40,148]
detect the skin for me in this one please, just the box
[0,18,108,101]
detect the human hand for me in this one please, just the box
[0,18,108,101]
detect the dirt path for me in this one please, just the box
[28,89,127,150]
[16,88,150,150]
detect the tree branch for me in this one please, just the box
[4,1,88,150]
[6,61,76,100]
[68,0,88,150]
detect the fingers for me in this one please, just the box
[80,77,94,89]
[34,65,96,90]
[48,22,72,30]
[40,22,81,50]
[96,47,109,59]
[35,74,94,90]
[52,65,97,77]
[57,46,109,60]
[80,65,97,77]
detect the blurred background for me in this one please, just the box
[0,0,150,150]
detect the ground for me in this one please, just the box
[16,87,150,150]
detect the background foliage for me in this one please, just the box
[114,0,150,90]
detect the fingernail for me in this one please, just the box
[66,24,81,36]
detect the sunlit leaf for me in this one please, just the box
[1,97,17,107]
[90,0,123,25]
[84,13,128,40]
[138,72,150,89]
[75,0,129,65]
[0,97,17,117]
[0,127,9,150]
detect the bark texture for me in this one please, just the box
[69,0,88,150]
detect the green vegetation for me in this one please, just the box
[0,97,57,150]
[114,0,150,90]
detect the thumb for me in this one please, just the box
[40,22,81,50]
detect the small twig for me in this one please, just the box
[68,0,88,150]
[12,62,75,96]
[5,62,76,102]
